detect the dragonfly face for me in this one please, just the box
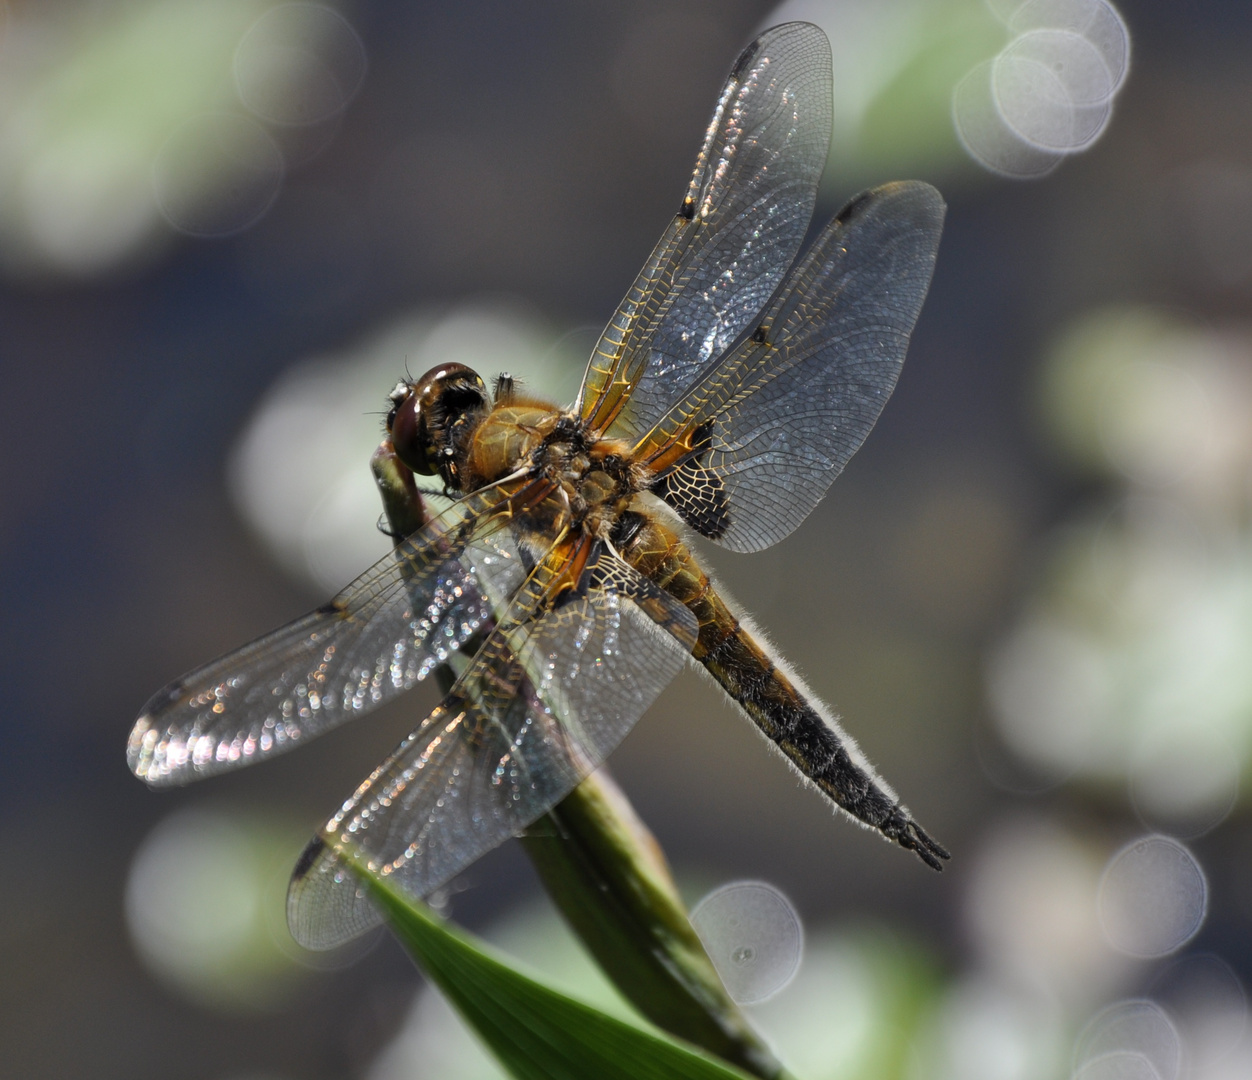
[387,363,489,486]
[129,21,949,950]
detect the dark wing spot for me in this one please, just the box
[730,36,764,80]
[292,835,328,880]
[654,465,730,539]
[834,188,876,227]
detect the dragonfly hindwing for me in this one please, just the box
[650,422,731,539]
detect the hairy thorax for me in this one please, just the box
[467,401,646,543]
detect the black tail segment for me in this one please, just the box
[693,586,950,871]
[887,817,950,872]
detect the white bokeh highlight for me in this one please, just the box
[913,975,1066,1080]
[0,3,370,276]
[986,310,1252,839]
[1072,1053,1162,1080]
[1008,0,1130,90]
[1074,1000,1182,1080]
[230,301,581,594]
[954,60,1064,179]
[1097,836,1206,958]
[966,818,1127,1006]
[1128,729,1241,841]
[689,881,804,1005]
[956,0,1129,177]
[1153,954,1249,1072]
[994,31,1114,151]
[125,806,309,1009]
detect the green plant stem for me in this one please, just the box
[520,772,785,1079]
[341,839,762,1080]
[371,443,787,1080]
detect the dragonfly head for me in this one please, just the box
[387,363,489,486]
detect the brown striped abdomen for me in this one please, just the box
[621,512,948,870]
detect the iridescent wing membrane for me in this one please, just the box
[289,546,696,947]
[637,182,945,553]
[128,487,518,786]
[578,22,833,440]
[576,21,943,553]
[128,17,830,788]
[131,478,697,948]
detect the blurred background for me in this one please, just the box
[3,1,1252,1078]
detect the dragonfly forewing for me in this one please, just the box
[579,21,833,440]
[127,486,524,786]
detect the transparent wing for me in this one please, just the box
[577,21,832,440]
[127,485,530,786]
[641,182,945,553]
[286,547,698,949]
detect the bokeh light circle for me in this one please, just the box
[235,3,367,127]
[1009,0,1130,92]
[152,112,284,238]
[1097,836,1206,958]
[955,0,1129,176]
[1151,954,1248,1068]
[991,47,1078,151]
[125,806,305,1009]
[1072,1052,1162,1080]
[953,61,1064,178]
[993,30,1113,151]
[1004,28,1117,107]
[985,615,1106,781]
[1074,1000,1182,1080]
[690,881,803,1005]
[917,975,1067,1080]
[1096,360,1215,487]
[985,0,1030,22]
[1128,731,1241,840]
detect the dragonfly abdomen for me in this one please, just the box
[697,593,949,869]
[621,512,948,870]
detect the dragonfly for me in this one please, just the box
[128,21,947,950]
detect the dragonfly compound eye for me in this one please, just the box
[388,363,488,477]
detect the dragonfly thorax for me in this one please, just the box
[470,402,642,539]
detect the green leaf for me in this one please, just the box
[348,846,763,1080]
[519,772,785,1078]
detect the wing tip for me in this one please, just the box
[126,713,166,785]
[835,181,946,229]
[126,708,223,789]
[736,21,832,80]
[127,677,194,782]
[287,833,384,951]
